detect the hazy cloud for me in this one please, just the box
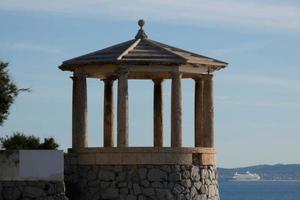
[220,74,300,92]
[3,41,62,54]
[1,0,300,30]
[217,74,300,109]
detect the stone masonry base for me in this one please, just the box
[64,159,220,200]
[0,181,68,200]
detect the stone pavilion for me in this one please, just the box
[61,20,227,200]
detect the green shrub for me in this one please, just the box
[0,132,59,150]
[39,138,59,149]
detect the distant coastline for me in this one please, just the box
[218,164,300,181]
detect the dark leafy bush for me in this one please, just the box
[39,138,59,149]
[0,132,59,150]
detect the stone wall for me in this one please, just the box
[65,154,219,200]
[0,181,68,200]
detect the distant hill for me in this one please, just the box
[218,164,300,181]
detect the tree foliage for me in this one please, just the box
[0,132,59,150]
[0,62,19,125]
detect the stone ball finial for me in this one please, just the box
[135,19,148,39]
[138,19,145,29]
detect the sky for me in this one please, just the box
[0,0,300,168]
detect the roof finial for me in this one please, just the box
[138,19,145,29]
[135,19,148,39]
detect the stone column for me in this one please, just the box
[194,77,204,147]
[117,68,129,147]
[71,74,88,149]
[153,79,163,147]
[103,78,114,147]
[203,75,214,147]
[71,76,78,149]
[171,72,182,147]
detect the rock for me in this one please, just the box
[98,170,115,181]
[138,168,147,180]
[200,185,208,194]
[87,169,97,180]
[130,173,140,183]
[201,169,208,179]
[199,194,207,200]
[208,185,216,197]
[168,182,175,190]
[117,172,127,182]
[101,188,119,199]
[147,169,167,182]
[185,193,191,199]
[178,194,185,200]
[173,183,185,194]
[88,180,100,187]
[161,165,171,173]
[141,180,150,187]
[169,165,181,173]
[136,195,145,200]
[191,166,201,181]
[114,166,123,172]
[182,170,190,179]
[23,186,44,198]
[205,179,211,185]
[126,195,137,200]
[208,169,214,180]
[169,172,181,182]
[101,181,111,188]
[120,188,129,195]
[151,181,163,188]
[191,166,199,177]
[156,189,173,200]
[181,179,192,188]
[142,188,155,196]
[190,186,197,197]
[117,181,127,188]
[133,184,141,195]
[2,187,21,200]
[194,181,202,190]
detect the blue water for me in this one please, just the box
[220,181,300,200]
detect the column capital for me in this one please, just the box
[202,74,214,80]
[102,77,116,84]
[152,79,164,84]
[193,76,203,82]
[193,74,213,81]
[170,71,182,77]
[117,66,129,76]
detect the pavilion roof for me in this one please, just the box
[59,20,227,71]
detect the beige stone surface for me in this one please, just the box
[171,72,182,147]
[117,67,129,147]
[76,147,215,165]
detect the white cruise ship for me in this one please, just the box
[232,171,261,181]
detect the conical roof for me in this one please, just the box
[59,20,227,71]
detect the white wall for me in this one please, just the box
[0,150,64,181]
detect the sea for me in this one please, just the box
[219,181,300,200]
